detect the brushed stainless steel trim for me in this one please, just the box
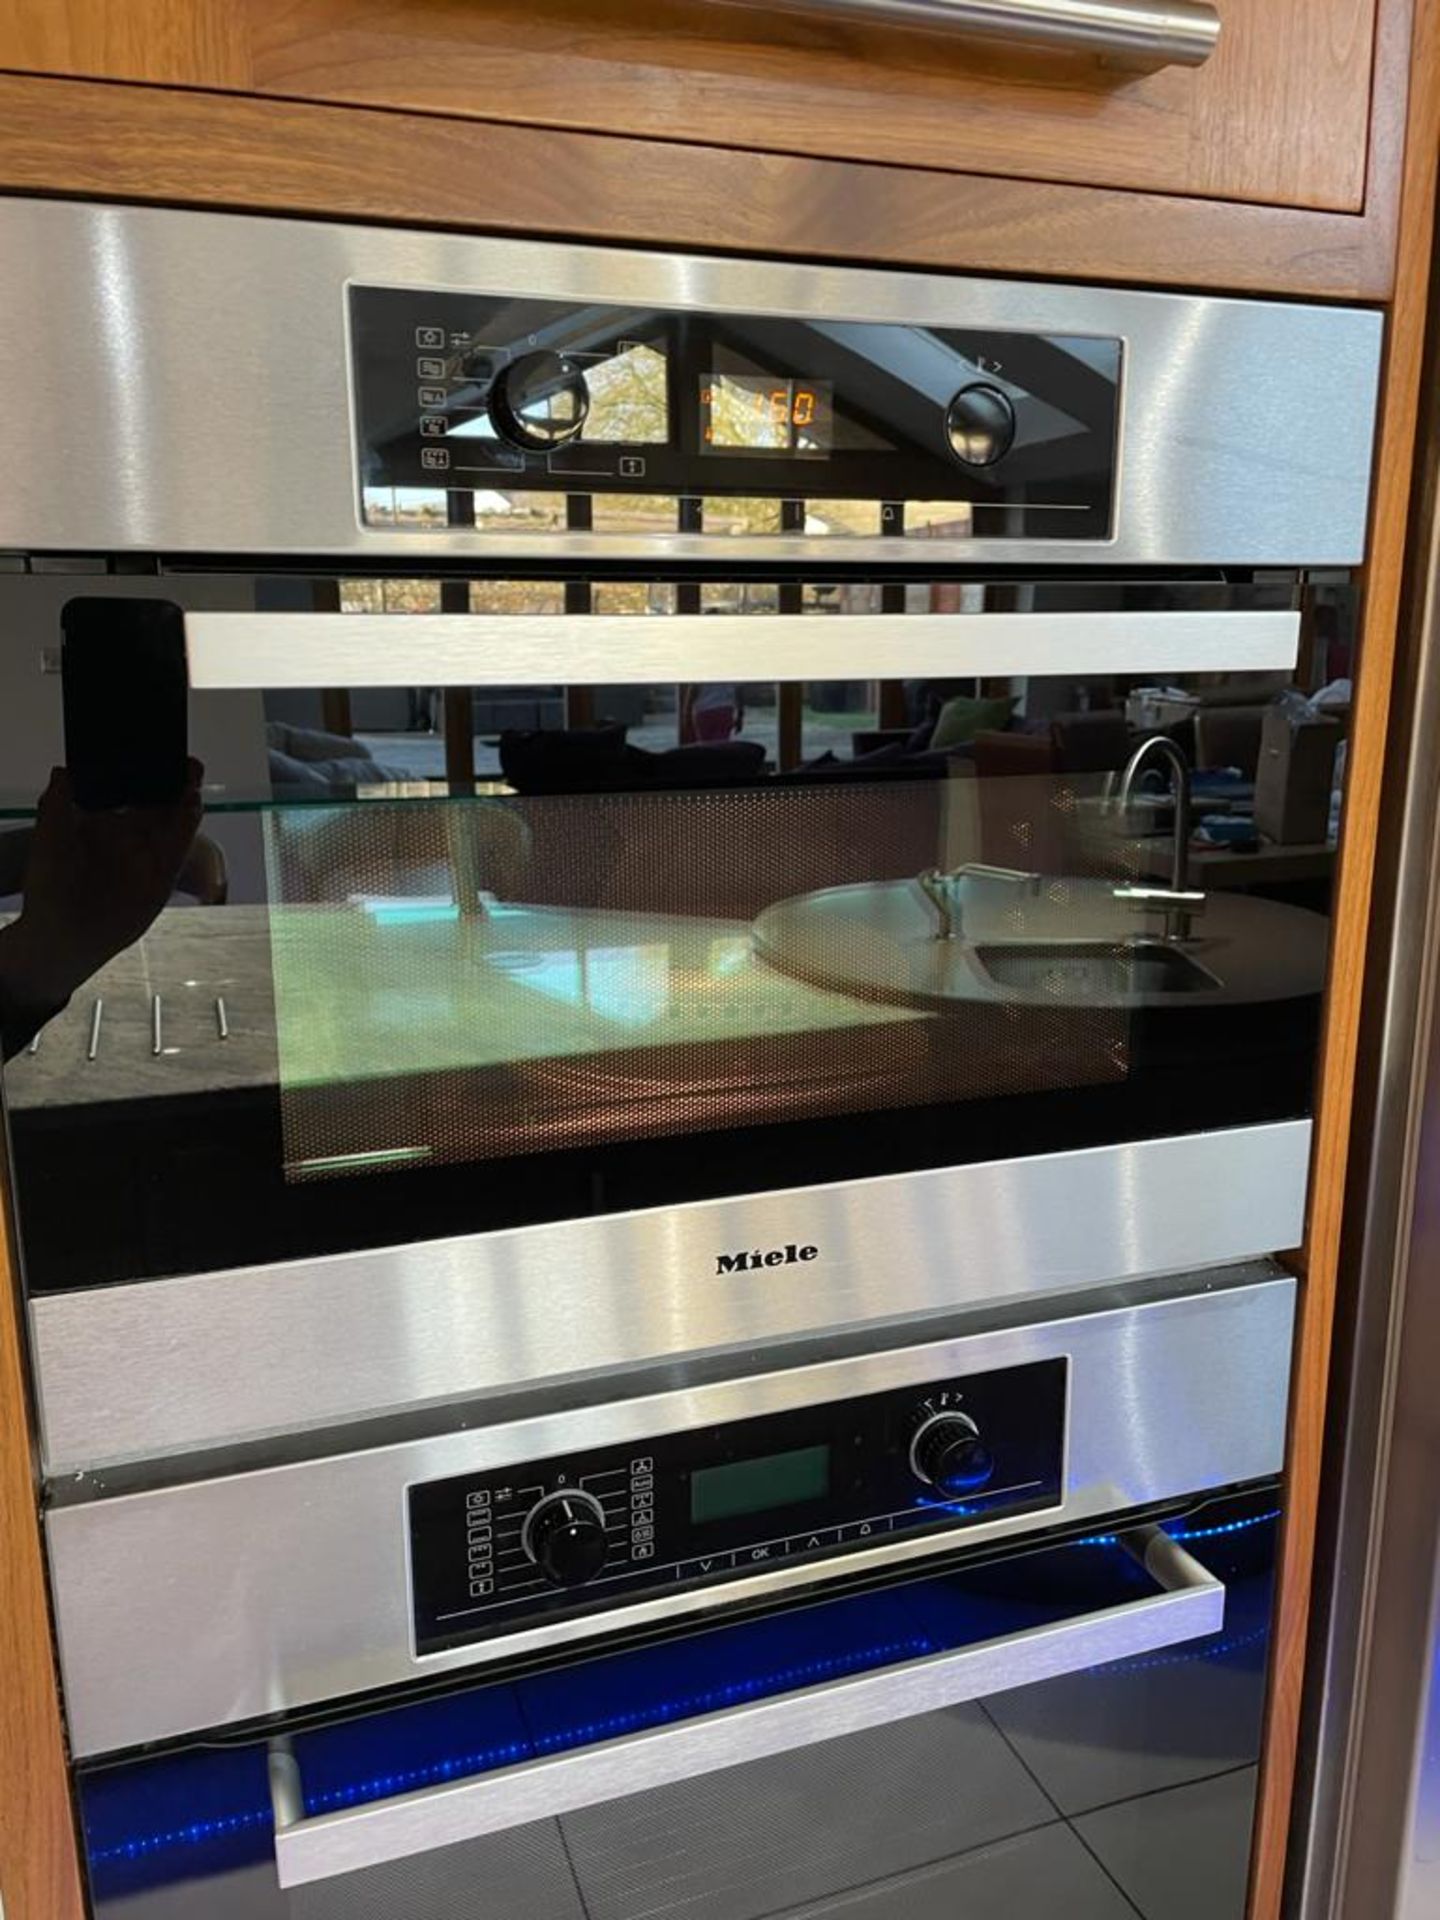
[269,1526,1223,1887]
[46,1274,1291,1756]
[0,200,1382,565]
[30,1121,1312,1475]
[184,608,1300,690]
[1291,333,1440,1920]
[709,0,1221,67]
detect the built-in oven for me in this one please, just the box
[0,199,1378,1917]
[0,201,1378,1479]
[62,1263,1292,1920]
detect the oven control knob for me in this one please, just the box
[489,351,590,451]
[909,1410,995,1496]
[522,1489,610,1588]
[945,384,1015,467]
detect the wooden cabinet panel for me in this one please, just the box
[0,0,1378,214]
[0,0,250,88]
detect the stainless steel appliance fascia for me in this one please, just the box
[46,1268,1295,1758]
[1287,326,1440,1920]
[267,1528,1222,1888]
[184,608,1302,688]
[0,198,1382,565]
[30,1121,1310,1476]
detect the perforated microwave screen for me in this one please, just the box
[263,780,1133,1183]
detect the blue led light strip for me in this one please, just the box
[1095,1622,1270,1678]
[88,1636,937,1862]
[1075,1509,1281,1550]
[89,1807,273,1865]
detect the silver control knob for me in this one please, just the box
[488,350,590,451]
[945,384,1016,467]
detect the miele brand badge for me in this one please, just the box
[715,1244,819,1275]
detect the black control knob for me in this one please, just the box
[945,384,1016,467]
[522,1490,609,1588]
[489,350,590,451]
[910,1411,996,1497]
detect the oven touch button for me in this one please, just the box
[908,1409,996,1497]
[521,1489,610,1588]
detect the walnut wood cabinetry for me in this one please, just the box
[0,0,1380,213]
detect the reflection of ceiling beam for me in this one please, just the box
[806,320,1110,452]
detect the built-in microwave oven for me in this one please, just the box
[0,199,1378,1486]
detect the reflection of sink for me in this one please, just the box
[974,941,1222,999]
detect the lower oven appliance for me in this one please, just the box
[0,200,1376,1917]
[62,1263,1291,1920]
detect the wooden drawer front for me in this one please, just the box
[0,0,1378,214]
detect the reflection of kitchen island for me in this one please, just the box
[2,895,1326,1294]
[3,902,919,1118]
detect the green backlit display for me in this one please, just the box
[690,1444,831,1526]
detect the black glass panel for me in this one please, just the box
[350,285,1120,541]
[0,573,1343,1293]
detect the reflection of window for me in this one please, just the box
[804,500,883,537]
[583,342,669,445]
[591,581,676,614]
[469,580,567,614]
[801,681,878,762]
[339,579,442,613]
[590,494,680,534]
[701,581,780,613]
[471,491,567,533]
[906,501,974,537]
[700,497,783,536]
[802,581,884,612]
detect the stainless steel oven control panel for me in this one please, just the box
[408,1357,1067,1656]
[349,283,1121,543]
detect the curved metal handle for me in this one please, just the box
[710,0,1221,67]
[269,1526,1223,1889]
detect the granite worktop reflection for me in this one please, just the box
[1,903,919,1112]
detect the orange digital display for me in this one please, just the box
[700,374,834,455]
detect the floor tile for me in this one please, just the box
[562,1703,1057,1920]
[1073,1766,1258,1920]
[791,1822,1140,1918]
[982,1576,1269,1813]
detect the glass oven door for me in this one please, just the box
[0,568,1344,1469]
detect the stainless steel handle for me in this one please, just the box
[186,609,1298,690]
[709,0,1221,67]
[268,1527,1222,1888]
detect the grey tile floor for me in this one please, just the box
[107,1706,1257,1920]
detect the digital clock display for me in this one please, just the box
[690,1444,832,1525]
[700,373,834,456]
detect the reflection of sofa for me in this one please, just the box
[266,722,412,791]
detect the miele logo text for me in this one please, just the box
[715,1244,819,1274]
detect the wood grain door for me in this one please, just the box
[0,0,1379,213]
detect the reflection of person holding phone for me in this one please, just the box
[0,762,203,1060]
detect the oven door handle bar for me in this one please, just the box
[267,1527,1221,1889]
[707,0,1221,67]
[184,608,1298,689]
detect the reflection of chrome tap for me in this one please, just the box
[1111,736,1206,941]
[918,862,1042,941]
